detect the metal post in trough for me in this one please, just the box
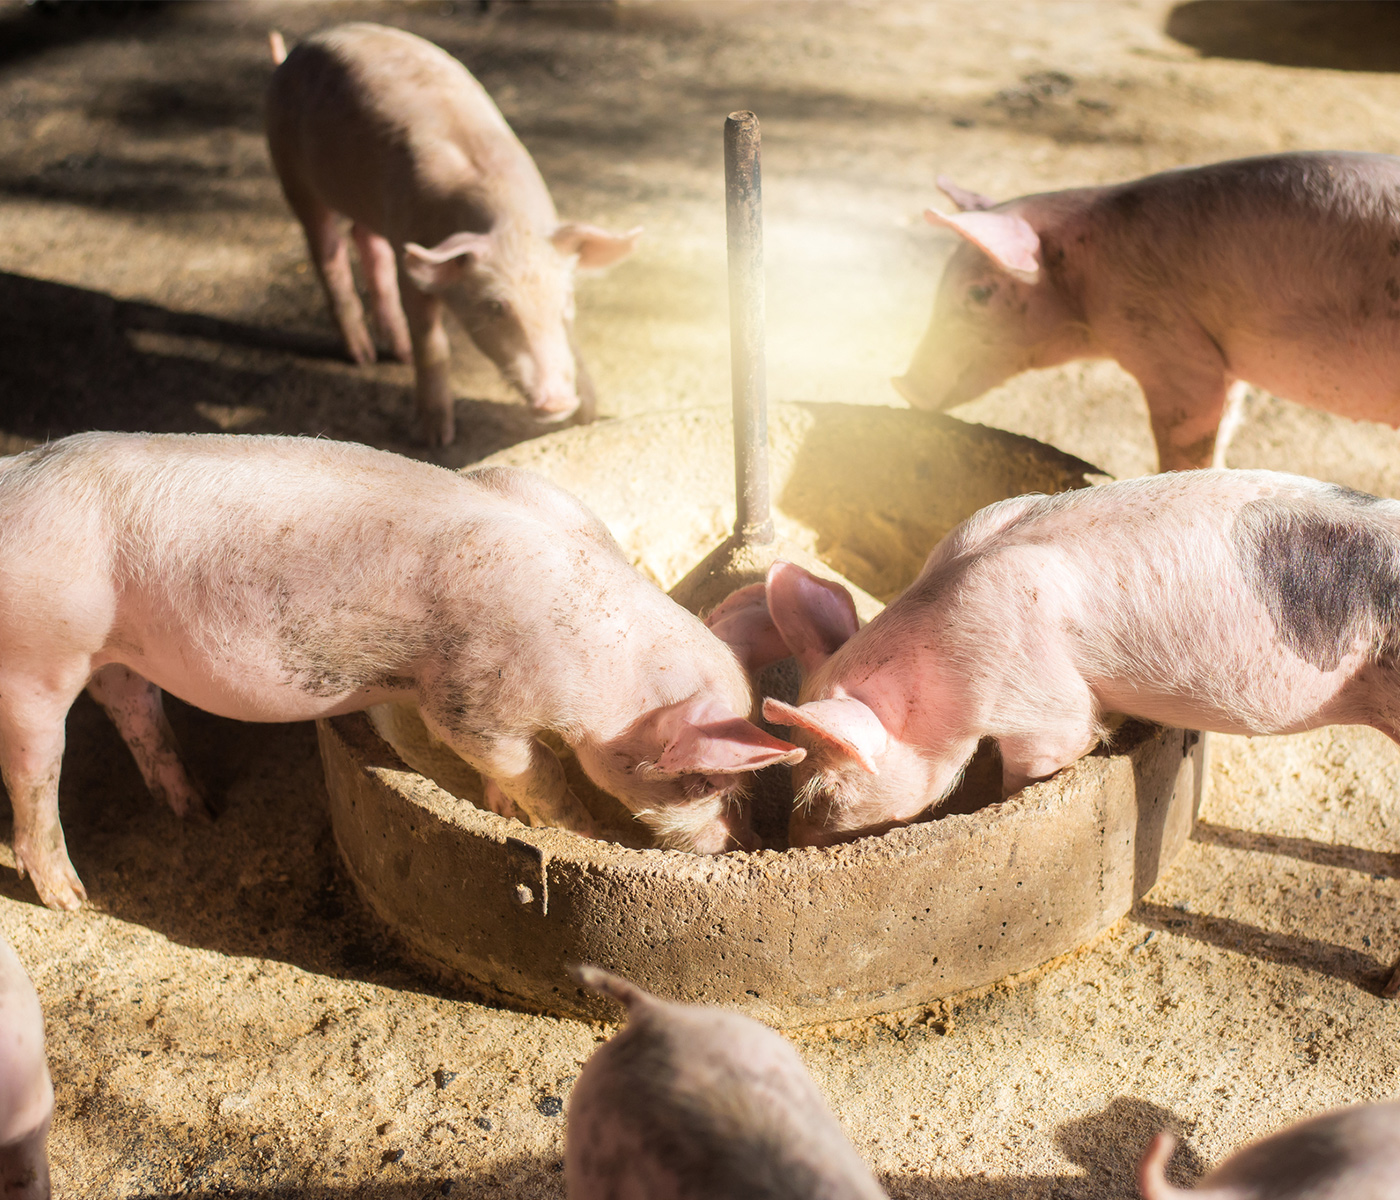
[671,111,875,620]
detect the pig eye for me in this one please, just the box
[481,298,508,320]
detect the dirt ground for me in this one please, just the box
[3,0,1400,1196]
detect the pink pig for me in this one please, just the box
[0,432,802,911]
[565,966,888,1200]
[710,469,1400,847]
[894,153,1400,471]
[266,23,640,445]
[0,937,52,1200]
[1139,1102,1400,1199]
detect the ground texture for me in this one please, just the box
[3,1,1400,1196]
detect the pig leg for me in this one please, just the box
[351,224,413,362]
[0,1119,52,1200]
[1114,338,1231,472]
[997,710,1100,797]
[421,716,597,835]
[568,331,598,426]
[286,191,377,366]
[399,277,456,447]
[0,684,86,911]
[85,665,207,820]
[1211,381,1251,469]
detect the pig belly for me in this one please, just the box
[1227,330,1400,428]
[98,636,410,726]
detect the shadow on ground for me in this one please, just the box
[0,270,565,468]
[1166,1,1400,72]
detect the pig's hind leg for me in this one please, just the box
[284,190,377,366]
[86,665,208,820]
[352,224,413,362]
[0,678,87,911]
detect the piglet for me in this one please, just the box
[726,469,1400,849]
[566,966,888,1200]
[1139,1102,1400,1199]
[895,153,1400,470]
[266,23,640,445]
[0,937,52,1200]
[0,432,802,910]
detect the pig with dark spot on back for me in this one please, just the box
[266,23,640,446]
[0,432,801,910]
[724,470,1400,853]
[895,153,1400,470]
[1139,1102,1400,1199]
[565,966,888,1200]
[0,937,52,1200]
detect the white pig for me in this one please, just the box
[0,432,802,910]
[565,966,889,1200]
[0,937,52,1200]
[723,470,1400,847]
[894,154,1400,470]
[266,23,640,445]
[1139,1103,1400,1199]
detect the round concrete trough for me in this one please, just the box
[317,404,1206,1026]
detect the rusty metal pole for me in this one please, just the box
[725,110,775,546]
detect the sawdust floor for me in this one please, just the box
[2,1,1400,1195]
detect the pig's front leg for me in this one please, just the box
[352,224,413,362]
[399,276,456,447]
[85,665,208,819]
[998,716,1100,797]
[424,718,599,836]
[1117,341,1231,472]
[0,683,86,911]
[294,197,377,366]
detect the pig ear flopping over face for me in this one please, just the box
[935,174,996,213]
[923,208,1041,284]
[551,223,643,269]
[765,561,859,677]
[403,232,495,292]
[704,582,793,674]
[646,698,805,777]
[762,697,887,775]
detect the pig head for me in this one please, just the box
[707,564,949,848]
[893,177,1096,415]
[403,221,640,428]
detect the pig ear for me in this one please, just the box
[705,582,792,673]
[765,561,859,677]
[923,208,1041,284]
[403,232,494,292]
[935,174,996,212]
[762,697,886,775]
[651,700,805,777]
[552,223,643,269]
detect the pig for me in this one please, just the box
[1138,1102,1400,1199]
[266,22,640,446]
[719,469,1400,848]
[0,432,803,911]
[0,937,52,1200]
[894,153,1400,471]
[565,965,889,1200]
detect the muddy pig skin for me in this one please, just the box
[1139,1102,1400,1199]
[894,153,1400,470]
[565,966,888,1200]
[0,937,52,1200]
[0,432,802,910]
[266,23,640,446]
[721,469,1400,847]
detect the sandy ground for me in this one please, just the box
[3,0,1400,1195]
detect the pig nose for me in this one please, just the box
[529,388,580,423]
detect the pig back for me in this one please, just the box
[266,22,554,243]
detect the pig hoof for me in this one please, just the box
[346,331,378,366]
[27,865,87,913]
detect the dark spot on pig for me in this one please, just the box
[1040,237,1066,272]
[1232,499,1400,671]
[1387,279,1400,302]
[1389,238,1400,257]
[967,284,996,305]
[1329,483,1385,508]
[1360,297,1373,320]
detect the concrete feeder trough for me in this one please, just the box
[317,404,1206,1026]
